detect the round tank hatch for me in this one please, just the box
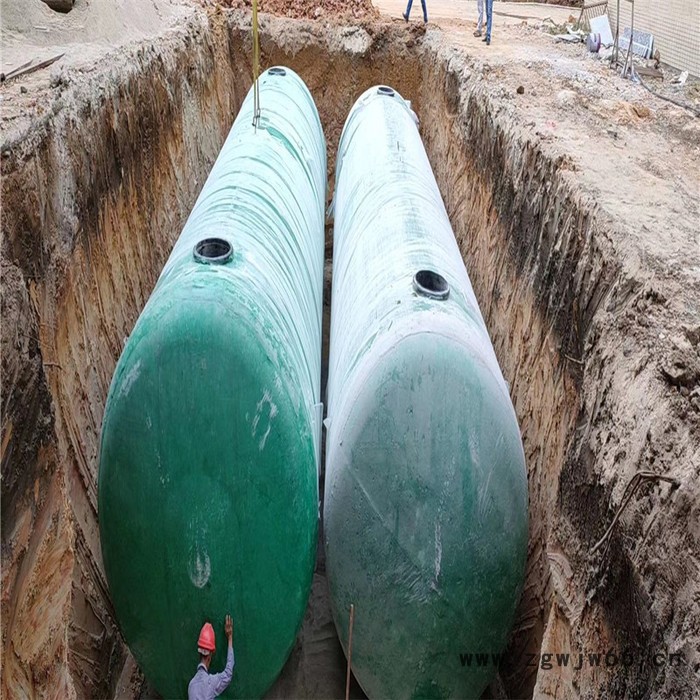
[377,86,395,97]
[193,238,233,264]
[413,269,450,300]
[269,67,287,76]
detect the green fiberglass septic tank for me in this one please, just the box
[98,67,326,698]
[324,86,528,699]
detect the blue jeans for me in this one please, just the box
[477,0,484,31]
[405,0,427,22]
[485,0,493,39]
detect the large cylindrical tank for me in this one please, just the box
[324,86,528,699]
[98,67,326,699]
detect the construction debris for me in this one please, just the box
[635,65,663,79]
[618,26,654,59]
[586,33,601,52]
[554,29,585,44]
[672,70,689,87]
[588,13,613,46]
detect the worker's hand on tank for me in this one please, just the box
[225,614,233,644]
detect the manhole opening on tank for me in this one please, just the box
[41,0,74,13]
[377,86,395,97]
[269,67,287,76]
[193,238,233,264]
[413,269,450,300]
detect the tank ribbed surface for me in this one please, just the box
[324,86,528,699]
[98,67,326,699]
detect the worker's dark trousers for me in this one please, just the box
[404,0,428,23]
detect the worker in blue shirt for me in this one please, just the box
[188,614,234,700]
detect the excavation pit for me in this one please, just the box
[2,7,699,700]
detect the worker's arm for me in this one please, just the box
[211,615,234,695]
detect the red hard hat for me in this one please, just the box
[197,622,216,653]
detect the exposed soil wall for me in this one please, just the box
[2,8,698,699]
[2,13,241,697]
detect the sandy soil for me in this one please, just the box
[376,0,700,275]
[0,0,191,67]
[1,0,192,65]
[381,0,578,25]
[0,0,194,143]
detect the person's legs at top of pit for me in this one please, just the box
[483,0,493,45]
[474,0,484,37]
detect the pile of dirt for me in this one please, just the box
[0,0,191,79]
[205,0,379,21]
[587,98,654,124]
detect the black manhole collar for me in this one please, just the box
[413,269,450,300]
[193,238,233,265]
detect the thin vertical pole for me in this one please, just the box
[251,0,261,127]
[345,604,355,700]
[612,0,621,68]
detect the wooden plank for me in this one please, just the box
[635,65,664,78]
[0,53,65,84]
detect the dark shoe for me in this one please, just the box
[423,16,428,23]
[473,29,482,37]
[482,35,488,41]
[486,36,491,45]
[402,11,408,21]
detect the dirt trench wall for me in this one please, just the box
[2,8,699,700]
[1,13,242,697]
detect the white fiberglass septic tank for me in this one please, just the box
[99,67,326,698]
[324,85,528,699]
